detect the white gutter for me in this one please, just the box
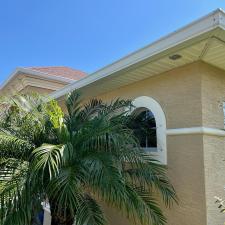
[0,67,75,90]
[50,8,225,99]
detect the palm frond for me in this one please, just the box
[47,166,82,218]
[123,154,178,206]
[0,133,34,159]
[0,91,177,225]
[31,144,64,179]
[75,194,106,225]
[0,157,39,225]
[66,91,82,118]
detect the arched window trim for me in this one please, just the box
[132,96,167,164]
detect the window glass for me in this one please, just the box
[129,109,157,149]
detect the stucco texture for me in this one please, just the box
[92,62,207,225]
[201,64,225,225]
[36,61,225,225]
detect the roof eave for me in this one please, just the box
[0,67,75,91]
[50,8,225,99]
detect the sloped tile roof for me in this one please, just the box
[24,66,87,80]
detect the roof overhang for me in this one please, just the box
[0,67,77,96]
[1,67,75,90]
[50,8,225,100]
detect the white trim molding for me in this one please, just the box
[167,127,225,137]
[133,96,167,164]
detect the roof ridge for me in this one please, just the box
[18,66,87,81]
[22,66,87,73]
[23,66,75,69]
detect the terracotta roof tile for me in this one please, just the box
[24,66,87,80]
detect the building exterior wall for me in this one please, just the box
[0,74,69,97]
[30,61,225,225]
[95,62,203,129]
[201,64,225,225]
[19,85,54,95]
[203,135,225,225]
[92,62,207,225]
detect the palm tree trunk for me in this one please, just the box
[51,213,74,225]
[50,200,74,225]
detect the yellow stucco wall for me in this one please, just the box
[95,62,225,225]
[95,62,203,129]
[201,64,225,225]
[0,74,68,97]
[29,61,225,225]
[19,85,54,95]
[93,62,207,225]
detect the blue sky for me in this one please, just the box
[0,0,225,84]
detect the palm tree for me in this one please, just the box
[0,92,177,225]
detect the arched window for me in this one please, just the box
[129,108,157,150]
[131,96,167,164]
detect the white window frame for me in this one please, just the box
[132,96,167,164]
[131,107,157,150]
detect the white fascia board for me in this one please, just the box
[217,8,225,29]
[50,8,225,99]
[0,68,75,90]
[0,68,20,90]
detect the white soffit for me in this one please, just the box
[201,36,225,69]
[46,9,225,99]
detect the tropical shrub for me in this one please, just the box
[0,92,177,225]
